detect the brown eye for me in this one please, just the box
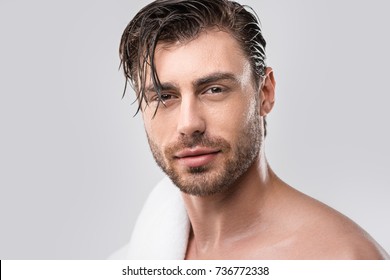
[206,87,224,94]
[159,93,173,101]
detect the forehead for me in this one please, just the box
[152,30,250,86]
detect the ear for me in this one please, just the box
[259,67,276,116]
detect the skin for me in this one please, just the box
[141,29,389,259]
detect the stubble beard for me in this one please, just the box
[147,115,262,197]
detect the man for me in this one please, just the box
[113,0,389,259]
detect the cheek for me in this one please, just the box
[243,96,259,124]
[142,113,157,142]
[143,113,175,146]
[208,96,256,140]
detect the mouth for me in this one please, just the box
[174,147,221,168]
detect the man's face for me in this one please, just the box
[142,30,263,196]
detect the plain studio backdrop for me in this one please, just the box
[0,0,389,259]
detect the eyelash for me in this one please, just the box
[149,93,175,104]
[148,85,227,105]
[205,86,224,94]
[159,93,173,101]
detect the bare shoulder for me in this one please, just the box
[275,184,389,259]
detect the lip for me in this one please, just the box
[174,147,221,168]
[174,147,220,158]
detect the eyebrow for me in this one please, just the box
[193,72,239,88]
[145,82,177,94]
[145,72,240,94]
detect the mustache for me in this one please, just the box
[165,134,231,154]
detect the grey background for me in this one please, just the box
[0,0,388,259]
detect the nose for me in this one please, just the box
[177,95,206,137]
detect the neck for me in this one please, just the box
[182,150,277,256]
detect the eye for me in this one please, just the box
[159,93,173,102]
[205,86,224,94]
[149,93,179,108]
[148,93,173,103]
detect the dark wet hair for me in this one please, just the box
[119,0,267,132]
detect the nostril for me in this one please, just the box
[192,130,204,137]
[179,129,204,137]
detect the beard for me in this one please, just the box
[146,114,263,197]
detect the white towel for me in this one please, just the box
[109,177,190,259]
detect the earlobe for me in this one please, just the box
[260,67,276,116]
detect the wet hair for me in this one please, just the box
[119,0,268,133]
